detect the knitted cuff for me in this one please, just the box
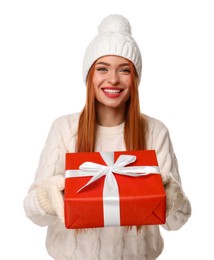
[172,187,186,212]
[165,175,186,216]
[37,186,55,215]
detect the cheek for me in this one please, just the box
[125,88,131,101]
[124,79,132,92]
[123,78,132,98]
[92,73,104,88]
[121,74,132,85]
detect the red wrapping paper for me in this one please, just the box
[64,150,166,229]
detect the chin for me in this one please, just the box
[104,101,126,109]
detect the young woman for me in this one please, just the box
[24,14,191,260]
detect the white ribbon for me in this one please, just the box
[65,151,160,227]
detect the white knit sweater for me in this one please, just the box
[24,113,191,260]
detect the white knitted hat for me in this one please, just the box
[82,14,142,84]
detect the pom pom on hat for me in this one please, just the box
[82,14,142,84]
[98,14,131,34]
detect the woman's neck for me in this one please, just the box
[96,103,126,127]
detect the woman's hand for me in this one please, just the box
[36,175,65,223]
[161,173,186,217]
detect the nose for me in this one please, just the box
[107,71,119,85]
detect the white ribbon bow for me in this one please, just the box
[65,151,160,227]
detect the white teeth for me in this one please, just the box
[103,89,121,93]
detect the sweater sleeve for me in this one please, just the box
[23,119,68,227]
[148,117,191,231]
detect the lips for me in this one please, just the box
[102,87,123,98]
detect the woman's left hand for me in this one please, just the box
[161,173,186,217]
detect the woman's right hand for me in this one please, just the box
[36,175,65,223]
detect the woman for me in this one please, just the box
[24,14,191,260]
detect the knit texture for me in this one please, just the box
[37,185,56,215]
[24,113,191,260]
[162,172,187,217]
[36,175,65,223]
[82,14,142,83]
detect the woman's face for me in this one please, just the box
[92,55,132,110]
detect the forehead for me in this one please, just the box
[95,55,130,65]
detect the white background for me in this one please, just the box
[0,0,213,259]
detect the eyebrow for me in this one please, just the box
[95,61,130,67]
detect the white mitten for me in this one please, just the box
[162,173,186,217]
[37,175,65,223]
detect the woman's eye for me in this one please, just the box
[121,68,130,74]
[97,67,108,72]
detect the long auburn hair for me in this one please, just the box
[76,60,148,152]
[76,59,147,232]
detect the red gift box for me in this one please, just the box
[64,150,166,229]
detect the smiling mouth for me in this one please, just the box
[103,89,122,93]
[101,87,124,98]
[102,87,123,93]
